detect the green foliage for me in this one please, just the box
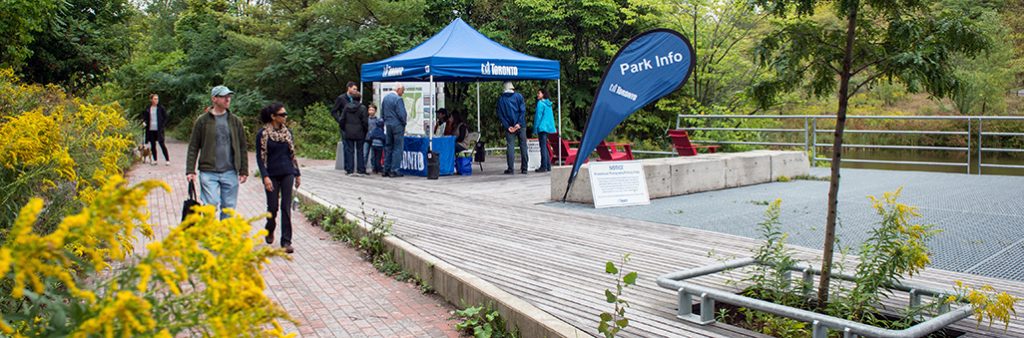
[946,0,1015,115]
[736,307,809,338]
[20,0,136,92]
[297,198,440,295]
[830,188,941,323]
[729,190,994,333]
[744,200,804,306]
[293,102,338,159]
[454,304,519,338]
[0,0,57,71]
[598,253,637,338]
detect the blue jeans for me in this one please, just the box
[538,132,551,170]
[343,139,366,173]
[199,170,239,220]
[384,124,405,173]
[505,128,528,171]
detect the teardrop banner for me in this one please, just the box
[563,29,696,201]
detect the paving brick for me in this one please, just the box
[128,139,457,337]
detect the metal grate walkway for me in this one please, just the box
[550,167,1024,281]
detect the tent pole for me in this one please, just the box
[557,79,562,166]
[476,82,481,133]
[430,75,435,151]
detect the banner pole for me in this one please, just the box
[558,79,562,166]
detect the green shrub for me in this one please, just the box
[293,102,338,159]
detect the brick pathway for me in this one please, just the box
[127,139,459,337]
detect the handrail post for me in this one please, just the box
[811,118,818,167]
[804,117,810,155]
[978,118,983,175]
[967,119,972,174]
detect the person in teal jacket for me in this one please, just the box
[533,89,556,172]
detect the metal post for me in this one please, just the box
[429,75,435,151]
[677,288,693,317]
[978,119,983,175]
[558,79,563,166]
[812,320,828,338]
[967,119,971,174]
[804,117,809,154]
[699,293,715,324]
[476,82,481,133]
[812,118,818,167]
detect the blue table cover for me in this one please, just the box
[400,136,455,176]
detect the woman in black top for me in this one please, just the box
[256,102,301,254]
[140,94,170,165]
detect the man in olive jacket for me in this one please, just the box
[186,85,249,219]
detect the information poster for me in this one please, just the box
[526,139,541,171]
[374,82,445,136]
[588,161,650,208]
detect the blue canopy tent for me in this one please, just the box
[360,18,563,159]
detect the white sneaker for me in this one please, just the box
[165,161,171,166]
[150,161,157,166]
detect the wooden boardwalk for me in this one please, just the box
[299,158,1024,338]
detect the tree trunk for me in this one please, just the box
[817,2,859,308]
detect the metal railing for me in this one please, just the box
[675,114,1024,175]
[657,258,972,338]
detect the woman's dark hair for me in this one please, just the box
[260,102,285,124]
[451,110,466,124]
[538,89,549,100]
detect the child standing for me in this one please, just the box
[366,104,386,174]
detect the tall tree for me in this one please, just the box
[751,0,989,306]
[0,0,57,71]
[947,0,1013,115]
[666,0,767,111]
[501,0,662,129]
[19,0,135,91]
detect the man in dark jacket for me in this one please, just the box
[141,93,170,165]
[496,81,528,174]
[330,81,359,138]
[185,85,249,220]
[339,92,369,175]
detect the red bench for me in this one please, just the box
[668,129,719,156]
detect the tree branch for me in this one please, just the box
[849,71,886,97]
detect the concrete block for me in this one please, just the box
[550,164,594,203]
[671,158,726,195]
[770,151,810,180]
[643,161,672,199]
[723,152,771,187]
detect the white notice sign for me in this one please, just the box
[588,161,650,208]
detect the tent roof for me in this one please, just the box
[361,18,560,82]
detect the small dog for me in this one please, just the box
[135,144,152,164]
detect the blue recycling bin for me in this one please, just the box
[399,135,455,177]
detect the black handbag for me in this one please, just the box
[181,180,202,222]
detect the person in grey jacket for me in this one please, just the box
[185,85,248,220]
[381,84,407,178]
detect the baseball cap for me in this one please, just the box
[211,85,234,97]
